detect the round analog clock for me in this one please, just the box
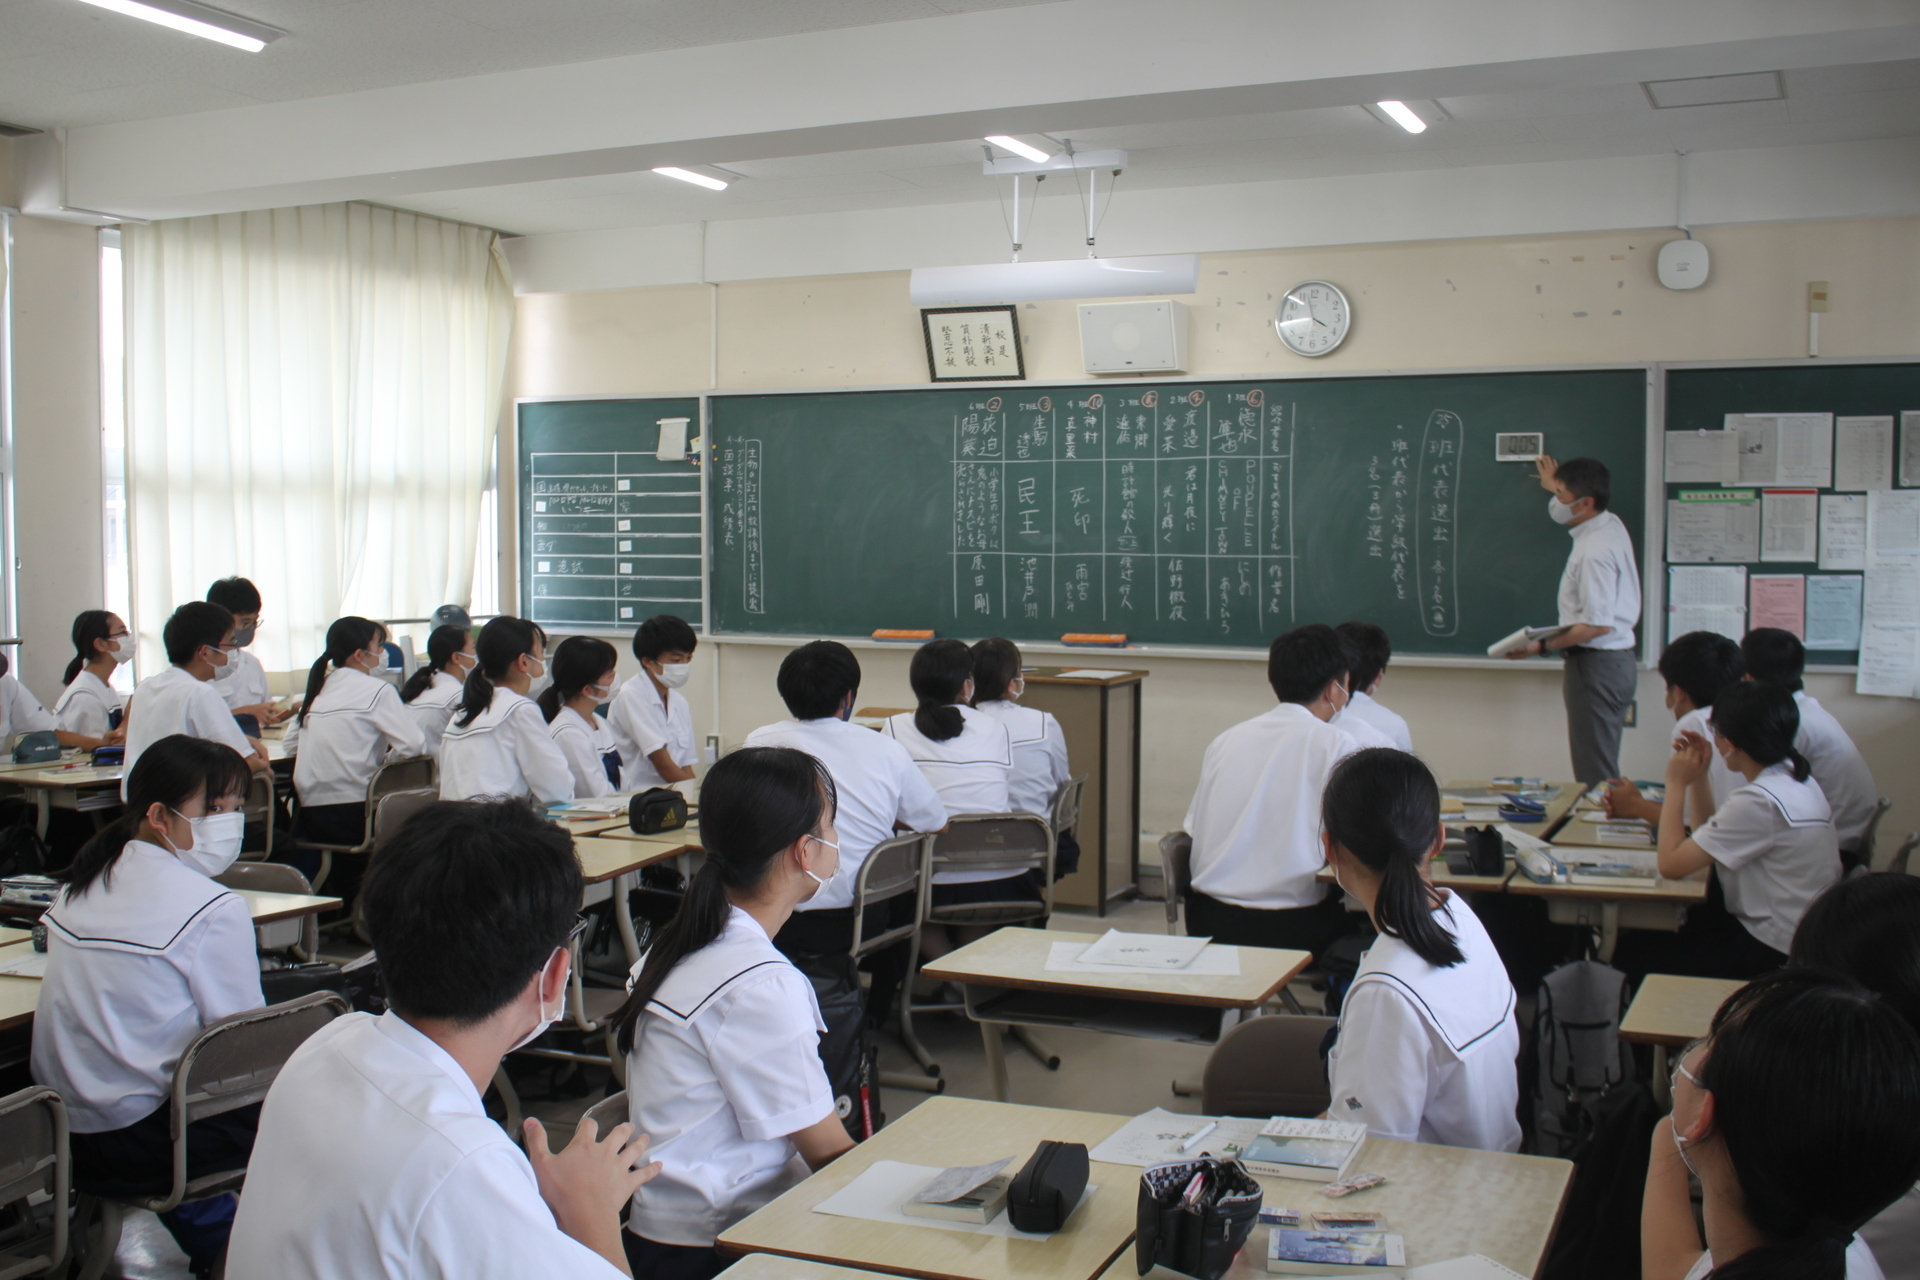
[1274,280,1351,357]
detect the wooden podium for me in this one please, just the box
[1017,667,1145,914]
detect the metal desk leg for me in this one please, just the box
[33,792,49,840]
[1600,902,1620,963]
[1652,1045,1671,1111]
[611,871,642,966]
[980,1022,1011,1103]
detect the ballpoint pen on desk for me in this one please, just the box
[1179,1121,1218,1153]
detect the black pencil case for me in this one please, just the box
[1007,1139,1089,1234]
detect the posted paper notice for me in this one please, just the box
[1749,575,1806,638]
[1834,416,1895,491]
[1902,411,1920,489]
[1761,490,1818,563]
[1668,491,1759,563]
[1805,575,1863,651]
[1724,413,1833,488]
[1819,494,1868,571]
[1664,430,1736,484]
[1668,565,1747,643]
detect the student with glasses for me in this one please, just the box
[121,602,272,794]
[53,609,131,747]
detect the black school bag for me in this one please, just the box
[791,952,884,1142]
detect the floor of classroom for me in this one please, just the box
[112,895,1293,1277]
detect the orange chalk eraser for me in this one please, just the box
[1061,633,1128,646]
[871,629,935,641]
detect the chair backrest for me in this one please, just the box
[371,787,439,852]
[368,754,436,806]
[1159,831,1193,933]
[850,832,926,960]
[1051,773,1088,835]
[1855,796,1895,861]
[215,862,313,896]
[581,1090,629,1138]
[926,813,1054,921]
[1202,1014,1336,1119]
[1887,832,1920,878]
[0,1086,66,1275]
[239,772,276,858]
[175,992,349,1128]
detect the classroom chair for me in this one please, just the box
[850,831,942,1093]
[582,1090,628,1136]
[0,1087,69,1278]
[71,992,348,1280]
[214,862,318,961]
[1845,796,1896,876]
[238,772,277,861]
[344,784,440,944]
[1158,831,1192,933]
[297,755,437,892]
[1884,832,1920,878]
[1201,1014,1336,1120]
[1051,773,1088,862]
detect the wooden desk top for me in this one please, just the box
[0,942,41,1031]
[1022,667,1145,687]
[1441,780,1584,833]
[718,1097,1137,1280]
[1621,974,1745,1047]
[854,707,910,721]
[590,824,703,850]
[719,1257,889,1280]
[920,928,1310,1010]
[236,889,342,924]
[575,836,686,883]
[1317,864,1708,906]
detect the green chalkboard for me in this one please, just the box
[518,398,704,631]
[707,370,1649,656]
[1663,362,1920,666]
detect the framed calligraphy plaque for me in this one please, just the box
[920,305,1025,383]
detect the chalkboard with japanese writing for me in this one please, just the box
[706,370,1648,656]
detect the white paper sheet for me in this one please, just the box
[1834,416,1895,491]
[1857,624,1920,699]
[1805,575,1864,651]
[1869,489,1920,558]
[1052,669,1132,679]
[1045,940,1241,977]
[1864,562,1920,629]
[1819,494,1868,571]
[1776,413,1834,486]
[1404,1257,1530,1280]
[654,417,689,462]
[1075,929,1212,971]
[1088,1108,1268,1167]
[0,950,47,979]
[1903,411,1920,488]
[1667,492,1759,563]
[1749,574,1805,637]
[1663,430,1736,483]
[1760,490,1818,562]
[1726,415,1778,485]
[811,1161,1096,1239]
[1667,565,1747,643]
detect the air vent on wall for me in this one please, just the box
[0,122,43,138]
[1643,71,1784,109]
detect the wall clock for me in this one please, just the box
[1275,280,1351,357]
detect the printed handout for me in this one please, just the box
[1667,491,1759,563]
[1833,416,1894,491]
[1805,575,1864,651]
[1749,575,1806,638]
[1818,494,1868,571]
[1760,489,1818,562]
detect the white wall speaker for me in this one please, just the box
[1078,300,1189,375]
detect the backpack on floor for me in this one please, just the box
[1530,959,1635,1158]
[793,952,884,1142]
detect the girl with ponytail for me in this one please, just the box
[1644,969,1920,1280]
[437,617,573,805]
[290,618,426,853]
[1321,747,1523,1152]
[614,746,852,1278]
[538,635,624,798]
[399,623,476,758]
[53,609,130,746]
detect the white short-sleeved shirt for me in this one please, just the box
[211,648,271,711]
[1676,707,1742,812]
[1333,706,1396,751]
[405,671,465,759]
[608,677,696,790]
[1337,689,1412,753]
[438,687,574,805]
[883,706,1014,885]
[1794,692,1878,848]
[1326,893,1522,1152]
[0,675,57,741]
[32,841,263,1132]
[743,716,948,912]
[1557,510,1640,650]
[1860,1184,1920,1280]
[550,706,622,799]
[55,670,123,739]
[1692,764,1841,954]
[627,907,836,1247]
[971,700,1070,820]
[293,666,427,808]
[123,665,255,797]
[1683,1237,1883,1280]
[1184,703,1358,910]
[227,1012,626,1280]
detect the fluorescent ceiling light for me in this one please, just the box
[984,135,1051,163]
[1643,71,1784,109]
[1375,101,1427,134]
[652,166,728,191]
[910,255,1200,306]
[72,0,282,51]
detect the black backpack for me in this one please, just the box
[0,822,51,881]
[1530,959,1635,1157]
[792,952,884,1142]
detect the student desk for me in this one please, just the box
[0,740,295,837]
[573,836,689,965]
[1622,973,1744,1105]
[920,927,1310,1103]
[718,1258,887,1280]
[1442,780,1586,833]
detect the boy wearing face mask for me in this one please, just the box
[34,736,262,1276]
[1502,455,1641,783]
[206,577,286,725]
[122,602,272,798]
[609,614,700,791]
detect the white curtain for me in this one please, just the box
[124,202,511,675]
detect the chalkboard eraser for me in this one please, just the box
[872,629,935,642]
[1062,633,1129,647]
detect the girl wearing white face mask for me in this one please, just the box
[613,746,853,1280]
[539,635,625,799]
[33,735,263,1274]
[439,617,574,806]
[968,636,1072,864]
[53,608,130,748]
[609,614,700,790]
[399,624,477,759]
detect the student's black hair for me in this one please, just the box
[1708,679,1810,782]
[632,614,698,663]
[776,640,862,721]
[612,746,836,1054]
[360,798,582,1025]
[163,602,234,667]
[1741,627,1806,693]
[1790,874,1920,1032]
[1322,748,1462,967]
[909,638,973,742]
[1697,969,1920,1280]
[299,617,386,726]
[59,735,250,897]
[1658,630,1746,711]
[400,624,472,704]
[205,576,262,616]
[537,635,619,722]
[64,610,118,686]
[1555,457,1611,512]
[968,637,1023,705]
[456,617,546,728]
[1335,621,1391,694]
[1268,623,1348,705]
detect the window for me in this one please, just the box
[99,229,132,690]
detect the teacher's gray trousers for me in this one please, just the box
[1562,647,1637,783]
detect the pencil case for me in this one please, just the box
[1135,1156,1263,1280]
[1007,1139,1088,1234]
[628,787,688,835]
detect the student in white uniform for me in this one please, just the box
[399,623,476,758]
[613,745,853,1280]
[54,609,130,744]
[1607,630,1745,826]
[539,635,624,798]
[1742,628,1880,854]
[1618,680,1842,981]
[968,637,1071,820]
[1183,624,1360,956]
[123,602,271,795]
[744,641,947,1016]
[1321,748,1521,1152]
[439,617,573,805]
[206,576,285,725]
[1793,874,1920,1280]
[1334,621,1413,753]
[228,798,660,1278]
[33,736,260,1274]
[608,613,699,790]
[0,651,102,751]
[1642,971,1920,1280]
[292,616,427,855]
